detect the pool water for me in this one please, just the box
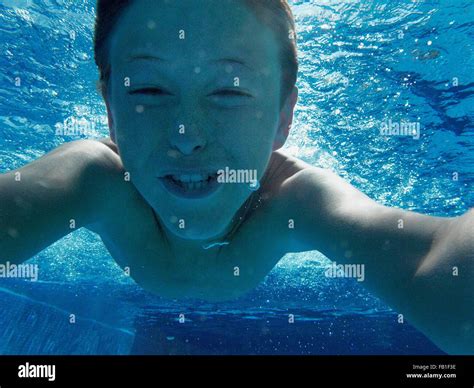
[0,0,472,355]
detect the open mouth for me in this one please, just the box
[159,172,221,199]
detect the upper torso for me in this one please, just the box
[89,150,312,301]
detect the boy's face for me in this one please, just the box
[106,0,296,241]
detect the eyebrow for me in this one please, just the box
[126,54,254,71]
[212,58,253,71]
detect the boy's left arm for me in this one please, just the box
[287,167,474,354]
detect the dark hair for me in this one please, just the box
[94,0,298,107]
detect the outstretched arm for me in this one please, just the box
[290,167,474,354]
[0,139,121,263]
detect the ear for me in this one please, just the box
[273,86,298,151]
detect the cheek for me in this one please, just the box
[113,121,152,177]
[215,104,279,141]
[110,104,157,168]
[243,113,279,152]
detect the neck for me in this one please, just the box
[152,210,234,259]
[153,190,263,258]
[168,222,233,253]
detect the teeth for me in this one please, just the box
[180,180,205,190]
[166,173,218,191]
[191,174,206,182]
[171,174,211,182]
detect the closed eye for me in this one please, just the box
[128,88,170,96]
[210,89,253,97]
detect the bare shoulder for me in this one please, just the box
[263,150,324,195]
[269,150,371,211]
[264,152,387,252]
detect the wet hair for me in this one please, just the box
[93,0,298,107]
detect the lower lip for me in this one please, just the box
[159,174,222,199]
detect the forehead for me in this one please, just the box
[109,0,280,70]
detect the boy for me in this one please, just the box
[0,0,472,354]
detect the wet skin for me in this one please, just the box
[0,0,472,354]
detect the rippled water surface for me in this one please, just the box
[0,0,472,354]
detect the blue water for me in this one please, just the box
[0,0,472,355]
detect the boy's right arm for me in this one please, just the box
[0,140,122,264]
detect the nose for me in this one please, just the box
[170,131,206,155]
[169,106,207,156]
